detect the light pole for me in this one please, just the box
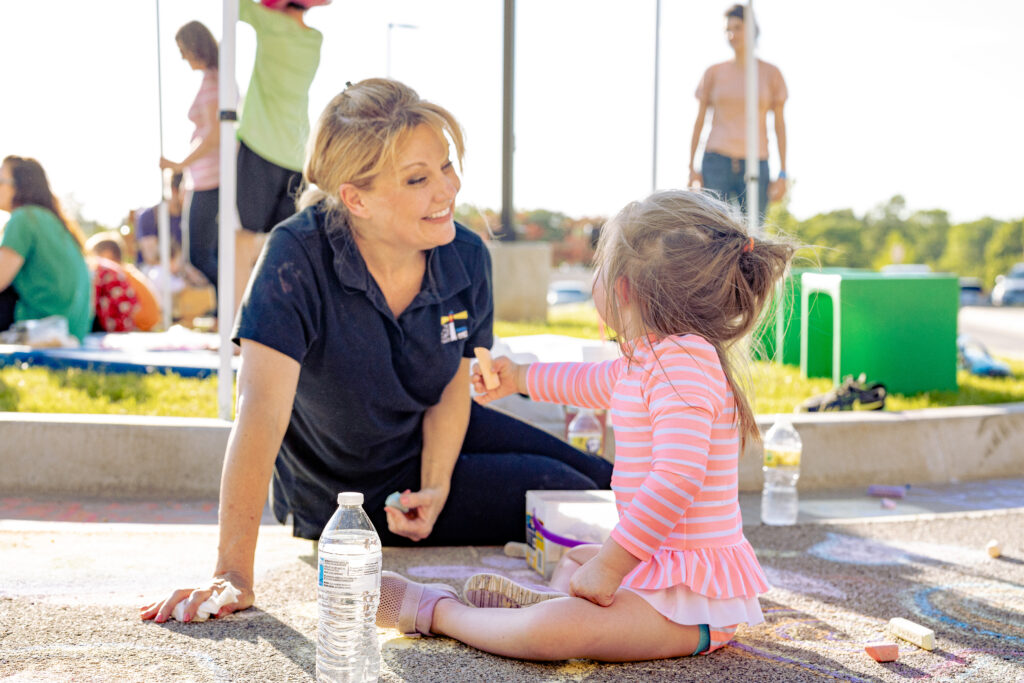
[652,0,661,193]
[387,23,417,78]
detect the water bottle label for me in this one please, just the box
[318,555,382,595]
[763,447,801,468]
[570,434,602,455]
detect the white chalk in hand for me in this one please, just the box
[385,491,409,513]
[887,617,935,650]
[474,347,500,390]
[171,583,242,623]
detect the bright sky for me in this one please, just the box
[1,0,1022,229]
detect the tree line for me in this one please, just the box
[766,195,1022,288]
[458,196,1024,289]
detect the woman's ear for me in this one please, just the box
[339,183,370,219]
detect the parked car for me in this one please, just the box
[880,263,932,275]
[957,334,1012,377]
[991,263,1024,306]
[547,280,592,306]
[958,277,988,306]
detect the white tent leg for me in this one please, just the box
[217,0,239,421]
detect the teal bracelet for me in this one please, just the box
[777,170,788,180]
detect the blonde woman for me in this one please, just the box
[141,79,611,624]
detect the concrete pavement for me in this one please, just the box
[2,480,1024,682]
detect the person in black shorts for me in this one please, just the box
[232,0,325,314]
[140,79,613,625]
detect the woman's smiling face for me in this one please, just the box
[354,124,461,251]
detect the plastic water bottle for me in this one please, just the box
[760,420,802,526]
[568,408,603,456]
[317,492,382,683]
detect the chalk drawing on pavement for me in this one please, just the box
[913,580,1024,645]
[808,532,912,565]
[762,566,847,600]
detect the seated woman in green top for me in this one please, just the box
[0,155,94,341]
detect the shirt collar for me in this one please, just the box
[326,210,472,307]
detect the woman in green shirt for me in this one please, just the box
[0,155,94,341]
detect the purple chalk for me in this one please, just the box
[867,484,909,499]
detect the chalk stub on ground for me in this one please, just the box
[503,541,528,558]
[986,539,1001,558]
[864,643,899,662]
[474,347,500,390]
[887,617,935,650]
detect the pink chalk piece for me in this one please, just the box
[867,484,909,499]
[865,643,899,662]
[881,498,897,510]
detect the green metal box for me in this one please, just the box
[800,272,959,394]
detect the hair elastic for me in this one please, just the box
[743,236,755,253]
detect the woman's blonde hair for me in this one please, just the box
[297,78,465,226]
[595,189,794,445]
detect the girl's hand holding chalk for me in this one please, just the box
[471,348,526,404]
[473,347,500,390]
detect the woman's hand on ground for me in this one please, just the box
[139,572,253,623]
[569,556,622,607]
[471,356,523,404]
[384,487,448,542]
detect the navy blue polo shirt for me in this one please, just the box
[233,204,493,539]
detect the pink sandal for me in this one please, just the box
[377,571,460,637]
[463,573,566,609]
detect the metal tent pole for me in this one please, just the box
[155,0,173,330]
[500,0,516,241]
[217,0,239,421]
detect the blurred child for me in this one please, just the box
[376,189,794,661]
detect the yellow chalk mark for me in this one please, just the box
[551,659,600,679]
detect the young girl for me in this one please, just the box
[376,189,794,660]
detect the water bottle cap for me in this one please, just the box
[337,491,364,506]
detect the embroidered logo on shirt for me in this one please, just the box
[441,310,469,344]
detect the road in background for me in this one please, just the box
[959,306,1024,359]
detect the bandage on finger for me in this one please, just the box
[474,347,500,390]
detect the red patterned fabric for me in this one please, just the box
[93,258,139,332]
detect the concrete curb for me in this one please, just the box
[2,403,1022,498]
[746,403,1024,491]
[0,413,232,499]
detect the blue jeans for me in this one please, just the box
[701,151,770,219]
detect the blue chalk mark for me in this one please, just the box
[914,586,1024,645]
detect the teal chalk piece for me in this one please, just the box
[385,491,409,513]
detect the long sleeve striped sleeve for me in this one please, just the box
[526,358,622,411]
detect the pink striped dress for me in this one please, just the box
[527,334,769,644]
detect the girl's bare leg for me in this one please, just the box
[549,544,601,593]
[432,589,701,662]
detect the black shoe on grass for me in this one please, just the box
[800,374,887,412]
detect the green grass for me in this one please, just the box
[0,365,222,417]
[2,302,1022,416]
